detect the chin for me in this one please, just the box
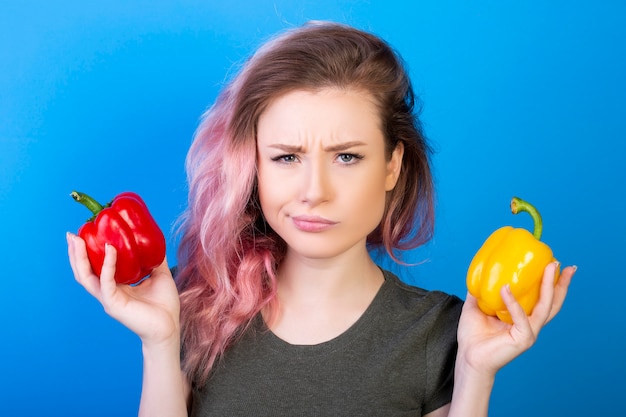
[286,239,368,261]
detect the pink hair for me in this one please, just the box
[175,21,435,384]
[174,83,284,383]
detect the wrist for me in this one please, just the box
[454,356,496,389]
[448,357,496,417]
[137,311,181,350]
[455,346,498,383]
[141,332,181,358]
[138,329,187,417]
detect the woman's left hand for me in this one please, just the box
[456,262,576,378]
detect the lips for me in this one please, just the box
[291,215,338,232]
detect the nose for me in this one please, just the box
[300,160,332,206]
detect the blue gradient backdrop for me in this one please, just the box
[1,1,624,416]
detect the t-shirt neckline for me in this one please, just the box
[258,269,393,355]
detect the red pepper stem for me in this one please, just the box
[71,191,105,216]
[510,196,543,240]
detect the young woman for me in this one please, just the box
[67,21,575,416]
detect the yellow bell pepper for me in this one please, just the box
[466,197,558,323]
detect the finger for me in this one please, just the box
[69,233,96,280]
[463,291,478,308]
[99,243,119,304]
[461,292,487,319]
[459,292,476,321]
[151,253,170,275]
[66,232,80,278]
[501,284,536,348]
[546,265,576,323]
[528,262,559,333]
[67,232,103,301]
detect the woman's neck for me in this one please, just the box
[264,245,384,345]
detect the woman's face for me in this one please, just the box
[256,88,403,261]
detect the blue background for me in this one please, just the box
[2,1,624,415]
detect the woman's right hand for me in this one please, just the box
[67,232,181,347]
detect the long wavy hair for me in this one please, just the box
[175,21,435,384]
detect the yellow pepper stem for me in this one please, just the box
[510,196,543,240]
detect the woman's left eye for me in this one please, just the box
[337,153,363,164]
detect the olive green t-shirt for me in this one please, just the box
[190,270,463,416]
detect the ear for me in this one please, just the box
[385,141,404,191]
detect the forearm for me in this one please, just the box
[447,356,495,417]
[138,337,189,417]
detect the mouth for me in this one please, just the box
[291,215,338,232]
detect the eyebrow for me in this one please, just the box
[267,141,367,153]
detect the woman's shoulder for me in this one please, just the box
[380,268,464,318]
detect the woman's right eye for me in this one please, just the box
[271,154,298,163]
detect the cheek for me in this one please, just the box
[257,177,272,213]
[349,172,388,217]
[257,169,283,215]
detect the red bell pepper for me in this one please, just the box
[71,191,166,285]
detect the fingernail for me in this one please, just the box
[105,243,115,255]
[571,265,578,273]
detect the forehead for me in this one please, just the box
[256,88,384,146]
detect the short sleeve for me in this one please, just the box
[423,295,463,414]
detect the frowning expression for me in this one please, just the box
[256,88,403,261]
